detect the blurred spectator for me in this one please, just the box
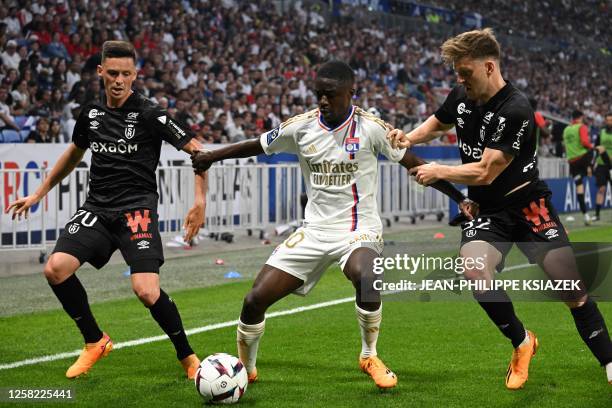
[25,116,56,143]
[0,85,19,131]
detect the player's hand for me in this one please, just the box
[458,198,479,220]
[183,203,205,244]
[191,150,214,173]
[387,129,412,149]
[5,194,41,220]
[410,162,439,185]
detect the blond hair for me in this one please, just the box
[440,28,501,65]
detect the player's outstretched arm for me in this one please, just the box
[191,139,264,173]
[399,150,476,219]
[388,115,454,149]
[181,138,209,242]
[5,143,86,220]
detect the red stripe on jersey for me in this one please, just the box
[350,183,359,231]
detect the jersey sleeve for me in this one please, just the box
[434,87,459,125]
[487,106,533,156]
[71,108,89,149]
[259,118,299,155]
[145,106,194,150]
[370,119,406,162]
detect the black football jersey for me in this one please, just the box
[435,82,549,210]
[72,92,193,211]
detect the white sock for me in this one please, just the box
[606,362,612,383]
[236,319,265,373]
[356,304,382,359]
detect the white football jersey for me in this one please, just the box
[260,106,406,232]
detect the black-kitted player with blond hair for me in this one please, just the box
[192,60,475,389]
[6,41,208,380]
[388,28,612,387]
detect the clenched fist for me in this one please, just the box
[191,150,214,173]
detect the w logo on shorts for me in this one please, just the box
[522,198,550,226]
[125,210,151,233]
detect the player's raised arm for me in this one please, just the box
[192,118,302,173]
[5,143,86,219]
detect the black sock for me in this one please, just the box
[596,204,601,217]
[474,289,526,348]
[148,289,194,360]
[577,193,586,214]
[49,274,103,344]
[601,151,611,167]
[570,298,612,366]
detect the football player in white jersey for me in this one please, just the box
[192,61,474,389]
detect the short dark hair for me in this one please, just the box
[571,109,583,119]
[101,41,136,62]
[316,60,354,85]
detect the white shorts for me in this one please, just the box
[265,226,384,296]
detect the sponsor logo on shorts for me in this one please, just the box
[125,210,154,241]
[68,223,80,234]
[136,240,150,250]
[88,108,105,119]
[544,228,559,239]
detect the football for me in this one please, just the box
[195,353,248,404]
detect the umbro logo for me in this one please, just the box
[589,328,604,339]
[90,120,100,130]
[544,228,559,239]
[137,240,150,250]
[157,115,167,124]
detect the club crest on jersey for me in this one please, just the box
[125,124,135,139]
[345,137,360,153]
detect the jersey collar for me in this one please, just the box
[318,105,356,132]
[481,81,513,110]
[101,90,138,109]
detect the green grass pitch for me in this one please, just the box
[1,221,611,407]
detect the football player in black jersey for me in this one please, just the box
[6,41,208,380]
[388,29,612,387]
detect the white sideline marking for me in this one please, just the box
[0,297,354,371]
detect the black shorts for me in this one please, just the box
[595,165,611,188]
[53,207,164,273]
[568,153,592,181]
[460,193,570,267]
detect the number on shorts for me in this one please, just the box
[68,210,98,227]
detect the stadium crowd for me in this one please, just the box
[0,0,610,148]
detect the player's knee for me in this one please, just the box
[242,290,267,314]
[43,255,71,285]
[463,266,488,282]
[133,286,160,306]
[598,185,606,194]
